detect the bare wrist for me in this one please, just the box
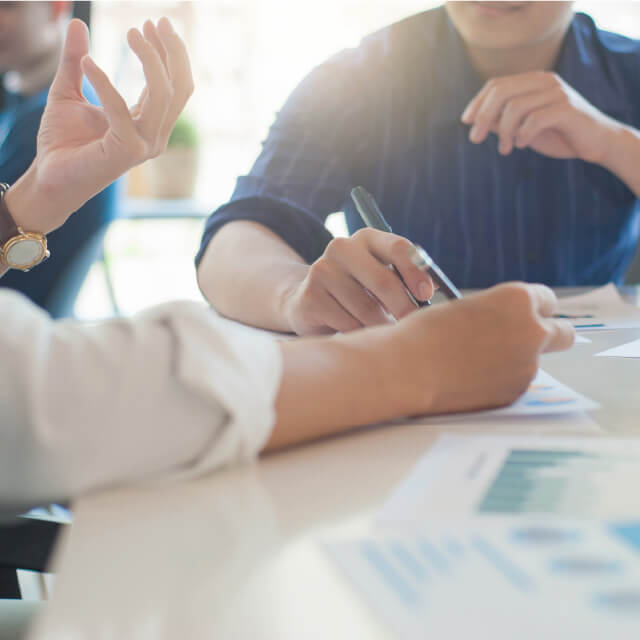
[341,321,429,419]
[277,263,311,332]
[3,164,56,234]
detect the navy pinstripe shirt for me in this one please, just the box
[197,8,640,287]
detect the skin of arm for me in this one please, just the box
[267,281,574,451]
[197,220,312,333]
[199,220,436,336]
[1,278,573,506]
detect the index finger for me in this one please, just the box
[526,283,558,318]
[362,231,435,303]
[461,73,550,128]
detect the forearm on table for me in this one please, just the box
[197,220,310,332]
[265,325,411,452]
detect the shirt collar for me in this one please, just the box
[554,12,629,116]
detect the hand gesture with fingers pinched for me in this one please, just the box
[24,17,193,233]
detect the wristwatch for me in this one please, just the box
[0,182,49,271]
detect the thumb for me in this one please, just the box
[49,19,90,100]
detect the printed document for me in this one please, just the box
[376,434,640,526]
[325,517,640,640]
[554,284,640,331]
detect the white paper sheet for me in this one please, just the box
[377,434,640,527]
[595,338,640,359]
[404,370,598,425]
[324,518,640,640]
[554,284,640,331]
[480,369,599,417]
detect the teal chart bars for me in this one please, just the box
[376,435,640,526]
[476,449,634,515]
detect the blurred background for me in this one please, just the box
[72,0,640,319]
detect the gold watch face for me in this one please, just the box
[4,235,48,270]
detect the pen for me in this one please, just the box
[409,245,463,300]
[350,186,430,307]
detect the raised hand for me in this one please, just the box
[7,17,193,233]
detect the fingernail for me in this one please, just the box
[469,125,480,143]
[461,107,471,123]
[419,281,431,300]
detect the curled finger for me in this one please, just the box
[81,55,137,143]
[541,318,575,353]
[127,27,172,146]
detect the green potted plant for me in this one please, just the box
[147,112,200,199]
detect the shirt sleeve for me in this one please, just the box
[0,291,282,510]
[196,46,374,266]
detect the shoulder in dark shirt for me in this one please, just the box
[197,9,640,288]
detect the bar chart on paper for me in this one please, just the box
[376,435,640,526]
[477,448,640,516]
[324,518,640,640]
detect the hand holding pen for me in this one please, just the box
[281,195,435,335]
[351,186,462,302]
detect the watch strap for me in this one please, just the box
[0,183,18,246]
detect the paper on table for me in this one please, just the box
[324,518,640,640]
[554,284,640,331]
[415,369,598,422]
[376,434,640,527]
[483,369,598,417]
[400,412,601,436]
[595,338,640,359]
